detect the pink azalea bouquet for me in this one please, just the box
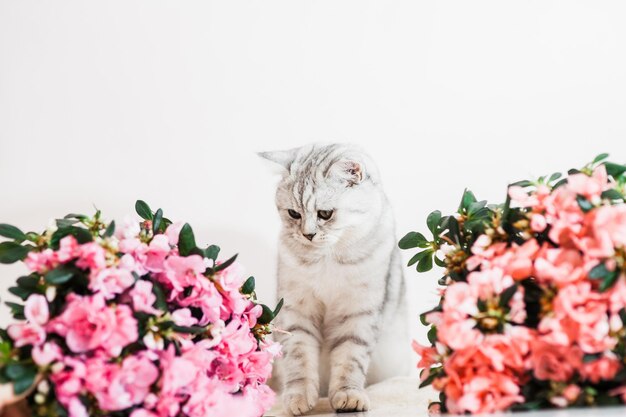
[400,154,626,414]
[0,201,281,417]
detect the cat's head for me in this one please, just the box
[259,143,383,248]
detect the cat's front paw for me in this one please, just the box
[282,383,319,416]
[330,387,370,412]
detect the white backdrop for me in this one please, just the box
[1,2,625,348]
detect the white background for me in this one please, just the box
[1,1,625,350]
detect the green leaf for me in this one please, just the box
[548,172,562,182]
[214,254,238,273]
[8,286,31,301]
[398,232,429,250]
[509,180,533,187]
[135,200,153,220]
[5,363,28,380]
[64,213,88,221]
[576,195,594,213]
[434,256,445,268]
[593,153,610,164]
[599,270,619,292]
[417,252,434,273]
[589,262,610,280]
[104,220,116,238]
[273,298,284,317]
[0,242,31,264]
[45,265,75,285]
[151,280,168,311]
[0,224,26,242]
[459,189,477,212]
[172,325,207,334]
[12,368,36,395]
[204,245,220,261]
[426,211,442,236]
[177,223,196,256]
[583,353,602,363]
[407,250,431,267]
[242,276,255,295]
[5,302,24,319]
[552,178,568,189]
[499,284,518,308]
[604,162,626,178]
[55,218,79,228]
[427,326,437,344]
[601,189,624,201]
[50,226,92,249]
[152,209,163,234]
[17,274,39,290]
[258,304,274,325]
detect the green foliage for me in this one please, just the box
[0,224,26,242]
[0,242,31,264]
[177,223,196,256]
[135,200,153,220]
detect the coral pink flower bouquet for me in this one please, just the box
[401,154,626,414]
[0,201,281,417]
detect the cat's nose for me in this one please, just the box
[303,233,316,241]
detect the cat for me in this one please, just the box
[259,143,409,415]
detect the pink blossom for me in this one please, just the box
[76,242,107,271]
[24,294,49,325]
[215,263,246,292]
[165,222,185,246]
[130,280,161,315]
[529,339,582,382]
[7,322,45,347]
[163,254,207,292]
[581,355,621,383]
[57,236,80,262]
[32,341,63,366]
[567,165,609,200]
[49,294,137,356]
[534,248,585,287]
[24,249,58,273]
[172,308,198,327]
[530,213,547,232]
[89,267,135,299]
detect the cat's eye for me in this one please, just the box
[287,209,301,219]
[317,210,333,220]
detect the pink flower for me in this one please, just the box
[508,186,538,207]
[163,254,207,292]
[7,323,45,347]
[215,263,246,292]
[32,341,63,366]
[87,355,159,411]
[581,355,621,383]
[165,222,185,246]
[129,280,161,315]
[529,339,582,382]
[530,213,547,232]
[24,249,58,273]
[172,308,198,327]
[567,165,609,200]
[534,248,585,287]
[25,294,49,325]
[57,236,80,262]
[144,234,171,273]
[76,242,107,271]
[67,397,89,417]
[49,294,137,356]
[130,410,159,417]
[89,267,135,299]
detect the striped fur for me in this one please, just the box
[260,144,409,415]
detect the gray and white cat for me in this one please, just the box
[259,143,409,415]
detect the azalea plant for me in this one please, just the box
[401,154,626,414]
[0,201,282,417]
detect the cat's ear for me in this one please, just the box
[328,159,365,187]
[257,148,297,171]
